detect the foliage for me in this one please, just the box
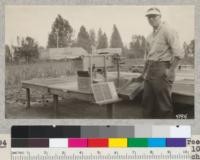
[75,25,92,53]
[47,14,73,48]
[5,45,12,63]
[89,29,96,47]
[97,28,108,49]
[11,37,39,64]
[6,60,81,88]
[20,37,39,63]
[182,40,194,65]
[129,35,146,58]
[110,24,124,49]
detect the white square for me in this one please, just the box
[170,126,191,138]
[49,138,68,148]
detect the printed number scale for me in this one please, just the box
[11,148,191,160]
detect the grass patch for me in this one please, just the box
[6,60,81,88]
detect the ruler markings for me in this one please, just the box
[11,150,191,160]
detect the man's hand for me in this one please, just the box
[135,74,145,82]
[164,68,174,81]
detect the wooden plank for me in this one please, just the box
[172,79,194,96]
[172,94,194,105]
[66,91,94,102]
[116,55,120,88]
[118,81,144,100]
[49,82,92,94]
[22,77,69,85]
[48,81,78,91]
[97,98,122,105]
[22,83,49,94]
[106,103,115,118]
[22,77,75,93]
[108,71,194,81]
[50,88,94,102]
[53,94,58,118]
[104,55,107,81]
[26,88,30,109]
[95,48,122,55]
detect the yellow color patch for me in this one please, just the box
[109,138,127,147]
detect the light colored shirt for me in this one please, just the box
[145,22,184,62]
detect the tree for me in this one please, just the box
[129,35,146,58]
[110,24,124,49]
[189,40,195,55]
[183,42,189,58]
[97,28,103,49]
[97,32,108,49]
[5,45,12,63]
[47,14,73,48]
[183,40,194,59]
[20,36,39,63]
[89,29,96,47]
[123,45,130,57]
[76,26,92,53]
[97,28,108,49]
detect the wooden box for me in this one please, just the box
[77,71,92,93]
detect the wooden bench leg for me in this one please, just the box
[53,94,58,118]
[42,95,45,106]
[26,88,30,109]
[106,103,115,119]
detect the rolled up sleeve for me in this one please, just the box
[165,28,184,59]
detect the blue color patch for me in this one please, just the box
[148,138,166,147]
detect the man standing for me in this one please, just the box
[139,8,184,118]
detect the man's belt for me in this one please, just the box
[146,60,171,70]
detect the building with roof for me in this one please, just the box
[39,47,88,60]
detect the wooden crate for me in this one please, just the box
[77,71,92,93]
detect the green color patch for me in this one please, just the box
[128,138,148,147]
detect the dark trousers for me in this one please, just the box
[142,61,174,119]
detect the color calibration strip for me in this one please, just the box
[12,138,187,148]
[11,125,190,148]
[11,125,191,138]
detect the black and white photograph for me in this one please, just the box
[5,5,194,119]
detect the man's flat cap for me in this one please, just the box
[145,7,161,17]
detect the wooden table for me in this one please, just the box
[172,79,194,105]
[22,72,194,118]
[22,77,118,118]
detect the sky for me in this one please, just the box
[5,5,194,47]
